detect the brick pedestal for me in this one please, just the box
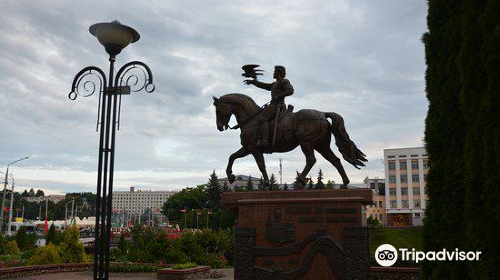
[222,189,372,280]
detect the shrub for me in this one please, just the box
[171,262,197,269]
[15,227,28,251]
[118,232,128,252]
[59,224,87,263]
[46,224,59,245]
[29,244,61,265]
[4,240,21,255]
[165,246,189,264]
[109,262,161,273]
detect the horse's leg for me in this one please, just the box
[252,151,269,183]
[316,146,350,188]
[297,143,317,186]
[226,147,250,184]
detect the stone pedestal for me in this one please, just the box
[222,189,372,280]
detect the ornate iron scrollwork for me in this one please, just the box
[68,66,107,101]
[115,61,155,93]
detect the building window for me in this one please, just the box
[388,161,396,170]
[423,160,429,169]
[411,161,419,170]
[400,161,407,170]
[401,200,409,208]
[424,174,428,182]
[414,200,421,208]
[400,175,408,183]
[401,188,408,196]
[370,182,376,189]
[390,200,397,208]
[380,215,383,221]
[413,188,420,195]
[412,174,420,182]
[415,213,421,217]
[389,188,397,196]
[378,201,383,208]
[389,175,396,184]
[399,155,406,158]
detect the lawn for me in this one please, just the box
[370,226,423,267]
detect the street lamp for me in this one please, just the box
[1,156,29,232]
[7,174,15,235]
[69,20,154,280]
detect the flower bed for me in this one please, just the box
[0,262,170,279]
[157,265,211,280]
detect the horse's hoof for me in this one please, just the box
[228,174,236,184]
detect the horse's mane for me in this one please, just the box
[220,93,260,115]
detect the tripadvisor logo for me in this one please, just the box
[375,244,482,267]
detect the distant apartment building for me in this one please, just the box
[384,147,428,226]
[112,187,177,214]
[364,178,386,224]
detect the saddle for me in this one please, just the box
[269,105,294,143]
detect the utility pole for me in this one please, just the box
[1,156,29,232]
[7,175,14,235]
[279,158,283,185]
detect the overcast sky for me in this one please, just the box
[0,0,428,194]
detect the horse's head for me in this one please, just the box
[213,96,232,131]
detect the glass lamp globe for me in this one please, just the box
[89,21,140,56]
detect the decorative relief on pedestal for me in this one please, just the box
[235,227,256,280]
[265,207,295,246]
[344,227,370,280]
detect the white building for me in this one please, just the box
[112,187,177,214]
[384,147,428,226]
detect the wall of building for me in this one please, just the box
[384,147,428,227]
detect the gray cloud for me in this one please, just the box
[0,0,428,193]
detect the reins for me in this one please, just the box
[229,102,270,130]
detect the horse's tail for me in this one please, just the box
[325,112,367,169]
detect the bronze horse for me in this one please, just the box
[213,94,367,188]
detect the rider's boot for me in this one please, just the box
[258,121,270,147]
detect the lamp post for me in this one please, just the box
[7,174,15,235]
[69,20,154,280]
[1,156,29,232]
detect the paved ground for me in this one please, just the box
[11,268,234,280]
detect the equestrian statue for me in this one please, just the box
[213,65,367,188]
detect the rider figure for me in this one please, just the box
[245,66,294,147]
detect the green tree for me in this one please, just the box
[59,224,87,263]
[258,177,266,191]
[222,182,231,192]
[205,171,222,209]
[15,226,28,251]
[268,174,279,191]
[118,231,128,252]
[21,190,29,197]
[35,189,45,197]
[306,178,314,190]
[293,171,303,190]
[326,180,334,190]
[46,224,57,245]
[161,185,205,224]
[422,1,500,279]
[316,169,325,190]
[28,188,35,197]
[245,176,254,191]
